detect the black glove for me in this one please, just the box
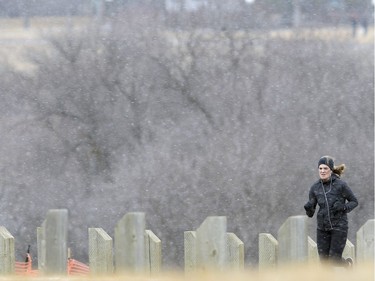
[332,201,346,212]
[304,201,315,217]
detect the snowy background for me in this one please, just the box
[0,0,373,268]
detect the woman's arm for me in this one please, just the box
[304,186,317,217]
[342,183,358,213]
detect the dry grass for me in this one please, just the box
[268,26,374,43]
[0,16,89,35]
[0,16,373,42]
[0,16,373,72]
[0,17,90,72]
[0,263,374,281]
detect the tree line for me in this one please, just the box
[0,0,373,30]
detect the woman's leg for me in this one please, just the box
[329,229,348,264]
[317,229,331,261]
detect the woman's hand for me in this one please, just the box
[304,201,315,217]
[332,201,346,213]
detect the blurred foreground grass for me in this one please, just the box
[1,263,374,281]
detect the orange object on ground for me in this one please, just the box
[67,258,90,275]
[15,253,38,276]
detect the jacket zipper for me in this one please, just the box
[321,179,333,230]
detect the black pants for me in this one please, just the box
[317,228,348,263]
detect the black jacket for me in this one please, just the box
[305,173,358,231]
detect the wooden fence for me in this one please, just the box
[0,209,373,275]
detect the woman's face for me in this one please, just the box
[319,164,332,181]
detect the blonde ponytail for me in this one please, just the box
[333,164,346,176]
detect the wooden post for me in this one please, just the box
[259,233,278,269]
[277,216,308,264]
[89,228,113,275]
[0,227,14,274]
[43,209,68,275]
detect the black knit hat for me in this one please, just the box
[318,156,334,170]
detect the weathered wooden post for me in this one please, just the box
[258,233,278,269]
[342,239,355,262]
[114,212,161,274]
[184,216,244,271]
[38,209,68,275]
[196,216,227,270]
[307,236,319,262]
[0,227,14,274]
[356,219,374,262]
[277,215,308,264]
[115,212,146,273]
[145,229,162,273]
[227,232,244,270]
[37,222,46,271]
[89,228,113,275]
[184,231,196,272]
